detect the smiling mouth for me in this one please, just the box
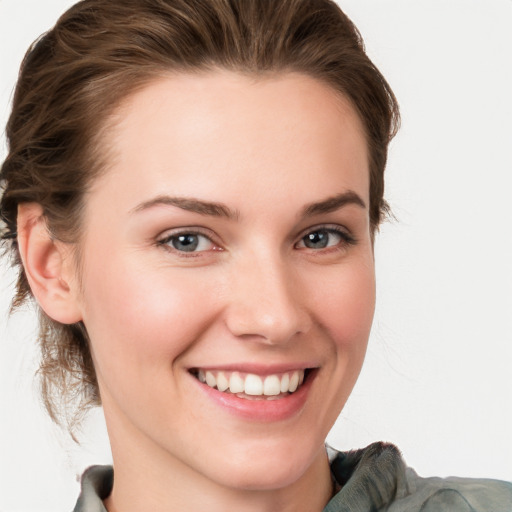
[190,369,312,400]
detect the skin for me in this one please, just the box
[19,71,376,512]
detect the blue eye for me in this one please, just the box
[297,228,354,250]
[160,232,215,253]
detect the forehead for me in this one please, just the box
[90,70,370,212]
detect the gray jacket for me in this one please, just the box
[73,442,512,511]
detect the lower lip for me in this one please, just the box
[193,370,317,422]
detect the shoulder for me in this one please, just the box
[397,470,512,512]
[326,442,512,512]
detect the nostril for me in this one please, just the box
[225,306,311,345]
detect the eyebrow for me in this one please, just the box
[301,190,366,217]
[131,195,240,220]
[131,190,365,220]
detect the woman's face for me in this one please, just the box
[73,71,375,490]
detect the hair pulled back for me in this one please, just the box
[0,0,399,430]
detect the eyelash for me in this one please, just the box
[156,225,357,257]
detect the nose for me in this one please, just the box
[224,254,312,345]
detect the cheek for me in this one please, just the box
[299,256,375,435]
[79,255,220,383]
[312,258,376,353]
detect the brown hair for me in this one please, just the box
[0,0,399,431]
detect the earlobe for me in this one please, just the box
[17,203,82,324]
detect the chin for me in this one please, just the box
[200,435,324,492]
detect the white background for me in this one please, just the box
[1,1,511,511]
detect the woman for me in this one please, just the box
[0,1,511,511]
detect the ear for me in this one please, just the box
[17,203,82,324]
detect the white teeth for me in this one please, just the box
[289,371,299,392]
[196,369,306,397]
[280,373,290,393]
[216,371,229,392]
[229,372,244,393]
[263,375,281,396]
[205,371,216,388]
[245,374,263,395]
